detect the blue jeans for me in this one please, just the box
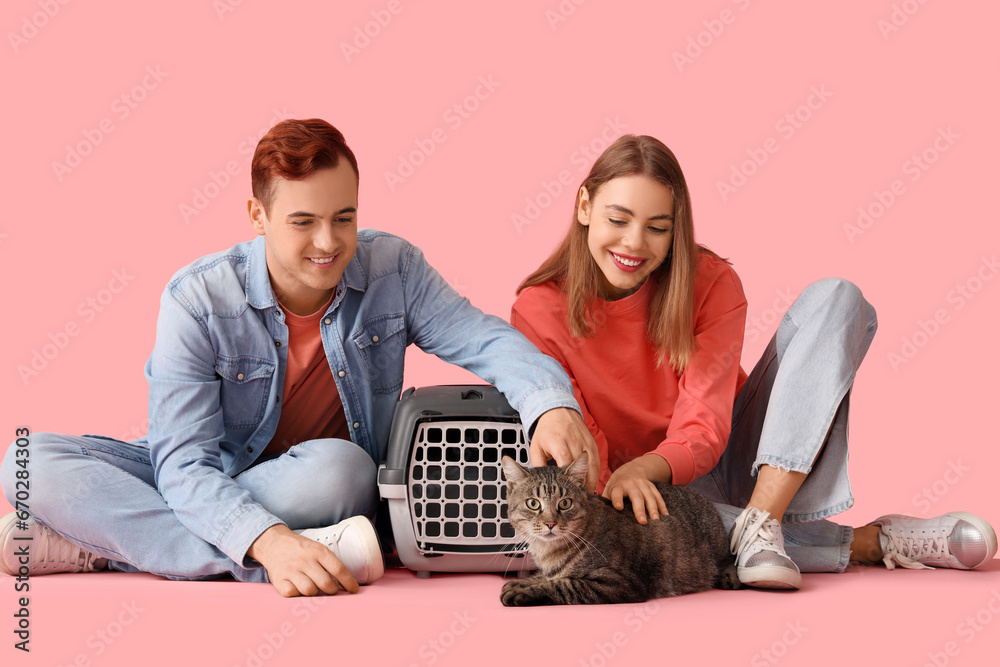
[686,278,878,573]
[0,437,377,581]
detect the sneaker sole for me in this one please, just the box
[340,516,385,585]
[737,565,802,590]
[947,511,998,569]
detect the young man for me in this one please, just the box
[0,119,598,597]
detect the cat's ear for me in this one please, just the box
[562,451,588,486]
[501,456,528,485]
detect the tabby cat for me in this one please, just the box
[500,452,740,606]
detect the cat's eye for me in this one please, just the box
[525,498,541,510]
[558,498,573,511]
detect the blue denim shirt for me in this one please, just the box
[137,230,579,565]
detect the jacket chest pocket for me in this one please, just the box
[215,355,275,429]
[352,313,405,395]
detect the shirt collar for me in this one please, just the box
[245,236,276,310]
[342,251,367,293]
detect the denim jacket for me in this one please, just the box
[136,230,579,565]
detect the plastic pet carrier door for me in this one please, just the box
[377,385,534,577]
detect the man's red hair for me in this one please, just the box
[251,118,359,214]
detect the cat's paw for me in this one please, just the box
[717,563,743,590]
[500,580,530,606]
[501,580,554,606]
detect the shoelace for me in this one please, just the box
[880,527,945,570]
[730,507,782,558]
[295,526,344,550]
[35,522,99,572]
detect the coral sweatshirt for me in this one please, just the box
[510,253,748,491]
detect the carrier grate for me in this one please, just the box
[408,420,529,554]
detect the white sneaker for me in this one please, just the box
[870,512,998,570]
[295,516,384,584]
[730,506,801,590]
[0,512,108,576]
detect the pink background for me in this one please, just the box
[2,1,998,665]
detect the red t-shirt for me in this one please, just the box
[265,293,350,456]
[510,252,748,491]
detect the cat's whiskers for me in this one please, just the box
[541,523,584,555]
[564,532,587,559]
[564,527,608,563]
[488,548,513,575]
[495,525,534,577]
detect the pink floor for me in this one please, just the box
[7,559,1000,666]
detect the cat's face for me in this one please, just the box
[502,454,590,546]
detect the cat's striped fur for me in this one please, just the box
[500,453,740,606]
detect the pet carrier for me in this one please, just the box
[377,385,535,577]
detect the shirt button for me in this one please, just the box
[324,318,332,325]
[353,422,360,429]
[338,370,346,377]
[372,335,379,343]
[236,373,244,381]
[247,446,253,453]
[275,341,282,347]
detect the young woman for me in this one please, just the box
[510,134,997,589]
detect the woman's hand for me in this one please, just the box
[602,455,673,524]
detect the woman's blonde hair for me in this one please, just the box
[517,134,726,373]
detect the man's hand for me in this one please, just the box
[247,524,359,597]
[529,407,600,492]
[602,455,673,525]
